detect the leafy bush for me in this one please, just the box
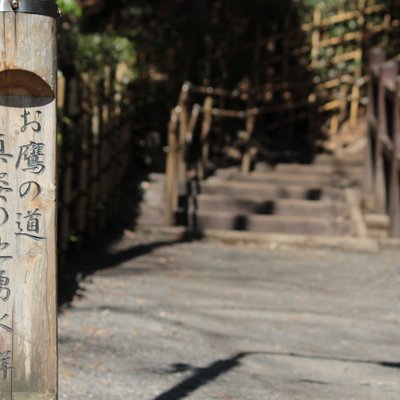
[78,34,136,74]
[58,0,136,76]
[58,0,82,18]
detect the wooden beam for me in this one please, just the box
[0,6,58,400]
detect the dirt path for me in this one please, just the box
[59,233,400,399]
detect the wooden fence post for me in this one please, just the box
[241,112,256,174]
[390,77,400,237]
[375,61,398,213]
[177,83,190,183]
[198,97,213,180]
[311,6,321,70]
[165,109,179,226]
[0,1,58,399]
[363,48,386,211]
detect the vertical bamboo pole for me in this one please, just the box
[0,2,58,399]
[350,0,366,130]
[338,0,345,14]
[311,7,321,70]
[349,81,360,129]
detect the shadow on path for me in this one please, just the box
[153,353,248,400]
[59,230,202,309]
[152,351,400,400]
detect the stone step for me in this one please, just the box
[315,153,364,167]
[191,211,352,236]
[201,180,342,201]
[232,171,336,186]
[193,194,347,217]
[275,163,363,182]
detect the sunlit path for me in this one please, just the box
[59,233,400,400]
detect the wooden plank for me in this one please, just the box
[318,31,362,48]
[332,49,362,65]
[212,108,246,119]
[0,12,57,400]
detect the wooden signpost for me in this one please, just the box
[0,1,58,399]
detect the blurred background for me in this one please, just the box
[56,0,400,302]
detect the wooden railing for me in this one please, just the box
[165,83,246,225]
[57,64,133,255]
[164,2,400,228]
[164,82,318,225]
[364,48,400,237]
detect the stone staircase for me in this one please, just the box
[181,154,369,237]
[138,151,389,239]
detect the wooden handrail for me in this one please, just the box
[364,48,400,237]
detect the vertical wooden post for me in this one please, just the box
[197,97,213,180]
[311,7,321,70]
[363,48,386,211]
[177,83,190,183]
[349,81,360,129]
[241,112,256,174]
[390,78,400,237]
[165,109,179,226]
[349,0,365,131]
[336,85,349,154]
[375,61,398,213]
[0,2,58,399]
[187,104,201,144]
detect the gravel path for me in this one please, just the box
[59,233,400,399]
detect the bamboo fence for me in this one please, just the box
[260,0,400,147]
[57,64,133,256]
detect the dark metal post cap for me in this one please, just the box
[0,0,59,19]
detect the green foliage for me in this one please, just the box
[58,0,82,18]
[299,0,340,7]
[58,0,136,76]
[78,34,136,73]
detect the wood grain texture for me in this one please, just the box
[0,13,57,400]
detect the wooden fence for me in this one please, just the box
[260,0,400,149]
[363,48,400,237]
[164,1,400,228]
[166,83,245,225]
[57,64,133,255]
[164,81,320,225]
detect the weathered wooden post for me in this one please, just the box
[389,77,400,237]
[363,48,386,211]
[165,108,179,226]
[197,96,213,180]
[240,112,256,174]
[0,1,58,399]
[375,61,398,214]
